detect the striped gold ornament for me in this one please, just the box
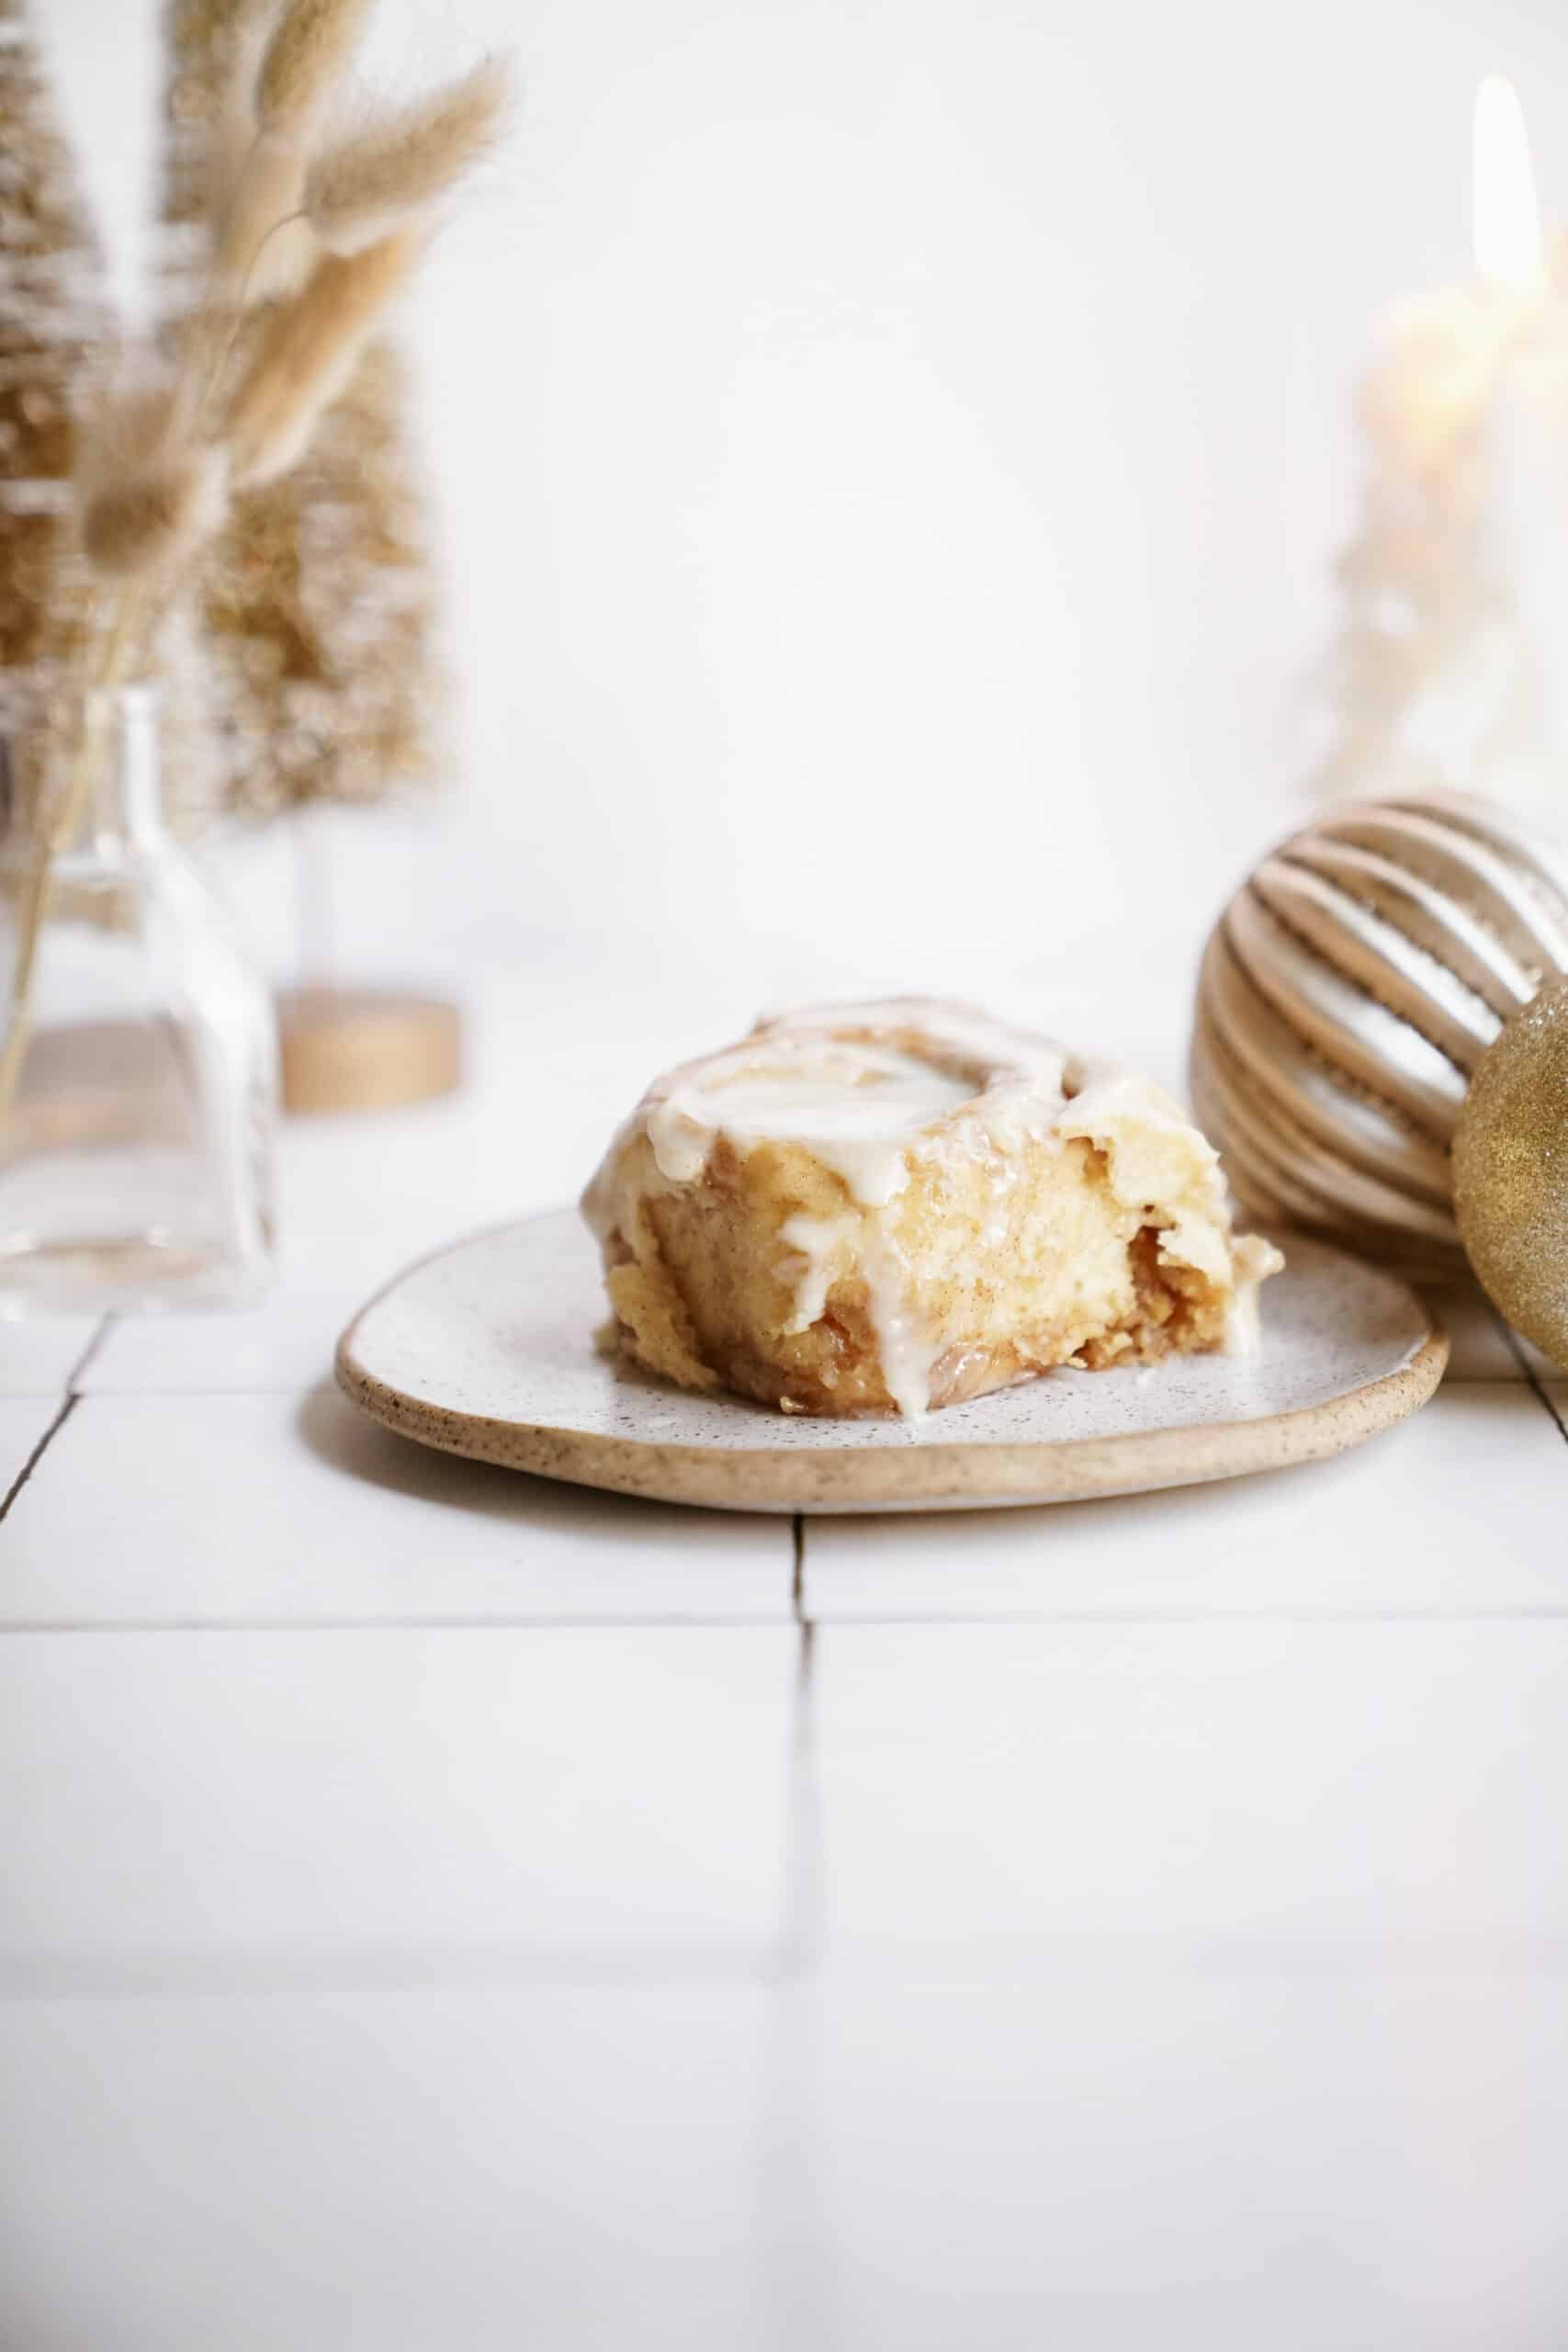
[1190,794,1568,1269]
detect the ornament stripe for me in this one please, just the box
[1193,1008,1461,1246]
[1200,932,1451,1202]
[1281,837,1538,1016]
[1252,856,1502,1068]
[1316,807,1568,987]
[1407,794,1568,927]
[1224,888,1469,1136]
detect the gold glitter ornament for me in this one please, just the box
[1453,978,1568,1369]
[1190,794,1568,1270]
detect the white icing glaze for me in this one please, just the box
[759,997,1069,1085]
[774,1209,927,1414]
[777,1210,855,1335]
[641,1001,1080,1217]
[856,1226,931,1421]
[649,1042,972,1208]
[1223,1235,1286,1354]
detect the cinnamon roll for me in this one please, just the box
[582,998,1280,1419]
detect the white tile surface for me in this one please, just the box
[802,1976,1568,2352]
[813,1620,1568,1964]
[26,1970,1563,2352]
[6,978,1568,2328]
[805,1385,1568,1620]
[0,1397,62,1495]
[0,1984,772,2352]
[0,1627,795,1984]
[1,1388,793,1624]
[0,1316,100,1397]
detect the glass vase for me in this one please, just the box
[0,682,276,1315]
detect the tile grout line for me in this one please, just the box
[0,1394,78,1526]
[65,1315,115,1395]
[774,1511,825,1983]
[18,1607,1568,1634]
[0,1313,110,1526]
[0,1612,807,1633]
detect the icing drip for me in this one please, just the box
[856,1226,934,1420]
[777,1211,854,1335]
[1223,1235,1284,1353]
[779,1208,931,1416]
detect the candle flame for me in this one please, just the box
[1472,74,1543,287]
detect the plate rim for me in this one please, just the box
[334,1212,1450,1514]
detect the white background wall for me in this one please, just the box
[39,0,1568,999]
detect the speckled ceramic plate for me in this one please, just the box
[335,1210,1447,1514]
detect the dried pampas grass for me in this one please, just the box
[159,0,481,824]
[164,0,273,232]
[198,332,437,818]
[305,55,512,254]
[73,375,189,480]
[254,0,373,137]
[164,0,314,308]
[1,0,513,1122]
[222,228,421,486]
[81,449,228,578]
[212,128,312,300]
[73,374,226,580]
[0,0,112,673]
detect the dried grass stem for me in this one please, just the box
[82,447,228,578]
[305,55,512,254]
[254,0,374,135]
[211,126,310,294]
[221,228,421,485]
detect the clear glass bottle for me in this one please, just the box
[0,682,276,1315]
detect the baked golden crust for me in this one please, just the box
[583,999,1280,1419]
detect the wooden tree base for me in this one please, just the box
[276,986,462,1116]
